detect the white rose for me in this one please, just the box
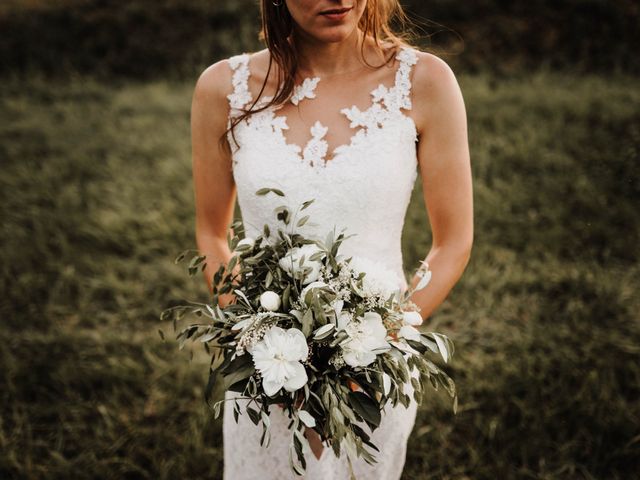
[259,291,281,311]
[278,244,325,284]
[340,311,391,367]
[402,310,423,326]
[248,326,309,396]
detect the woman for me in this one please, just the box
[191,0,473,478]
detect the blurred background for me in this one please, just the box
[1,1,639,479]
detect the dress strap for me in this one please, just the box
[227,53,252,114]
[393,46,419,111]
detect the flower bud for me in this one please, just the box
[259,291,281,311]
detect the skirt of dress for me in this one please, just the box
[222,367,420,480]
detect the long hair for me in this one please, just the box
[224,0,417,148]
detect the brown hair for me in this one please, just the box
[224,0,418,148]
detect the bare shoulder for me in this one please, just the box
[192,57,235,110]
[409,49,467,134]
[192,48,275,107]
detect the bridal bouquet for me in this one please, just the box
[161,188,456,477]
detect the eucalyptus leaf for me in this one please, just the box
[298,410,316,428]
[348,391,381,428]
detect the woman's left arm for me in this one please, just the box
[409,52,474,322]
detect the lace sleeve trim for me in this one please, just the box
[393,46,419,111]
[227,53,252,115]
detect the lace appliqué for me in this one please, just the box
[302,121,329,167]
[225,46,418,169]
[227,53,251,113]
[291,77,321,105]
[337,46,418,152]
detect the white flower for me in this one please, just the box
[403,310,423,326]
[278,244,326,284]
[248,326,309,396]
[259,291,281,311]
[337,310,354,330]
[340,311,391,367]
[348,256,403,299]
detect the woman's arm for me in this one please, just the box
[409,52,474,322]
[191,60,238,306]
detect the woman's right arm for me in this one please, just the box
[191,60,238,306]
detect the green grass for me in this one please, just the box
[1,71,639,479]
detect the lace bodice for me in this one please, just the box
[222,46,422,480]
[226,46,420,291]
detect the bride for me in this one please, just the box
[190,0,473,478]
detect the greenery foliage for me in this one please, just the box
[1,69,639,478]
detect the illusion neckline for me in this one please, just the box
[229,45,419,170]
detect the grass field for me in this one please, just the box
[1,70,639,479]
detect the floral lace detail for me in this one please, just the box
[302,121,329,167]
[336,46,418,152]
[226,46,419,168]
[226,53,251,112]
[291,76,321,105]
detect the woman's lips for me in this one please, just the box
[319,7,352,21]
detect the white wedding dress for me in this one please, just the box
[222,45,421,479]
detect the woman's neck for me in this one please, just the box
[291,28,382,78]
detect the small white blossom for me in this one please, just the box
[339,311,391,368]
[329,352,346,369]
[259,291,281,311]
[278,244,326,284]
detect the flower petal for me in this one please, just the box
[263,378,283,397]
[283,362,308,392]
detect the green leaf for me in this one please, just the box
[204,369,217,410]
[348,391,381,428]
[313,323,335,340]
[221,355,255,390]
[297,215,310,227]
[300,199,315,210]
[432,333,450,363]
[301,308,314,337]
[282,284,291,310]
[298,410,316,428]
[246,406,261,426]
